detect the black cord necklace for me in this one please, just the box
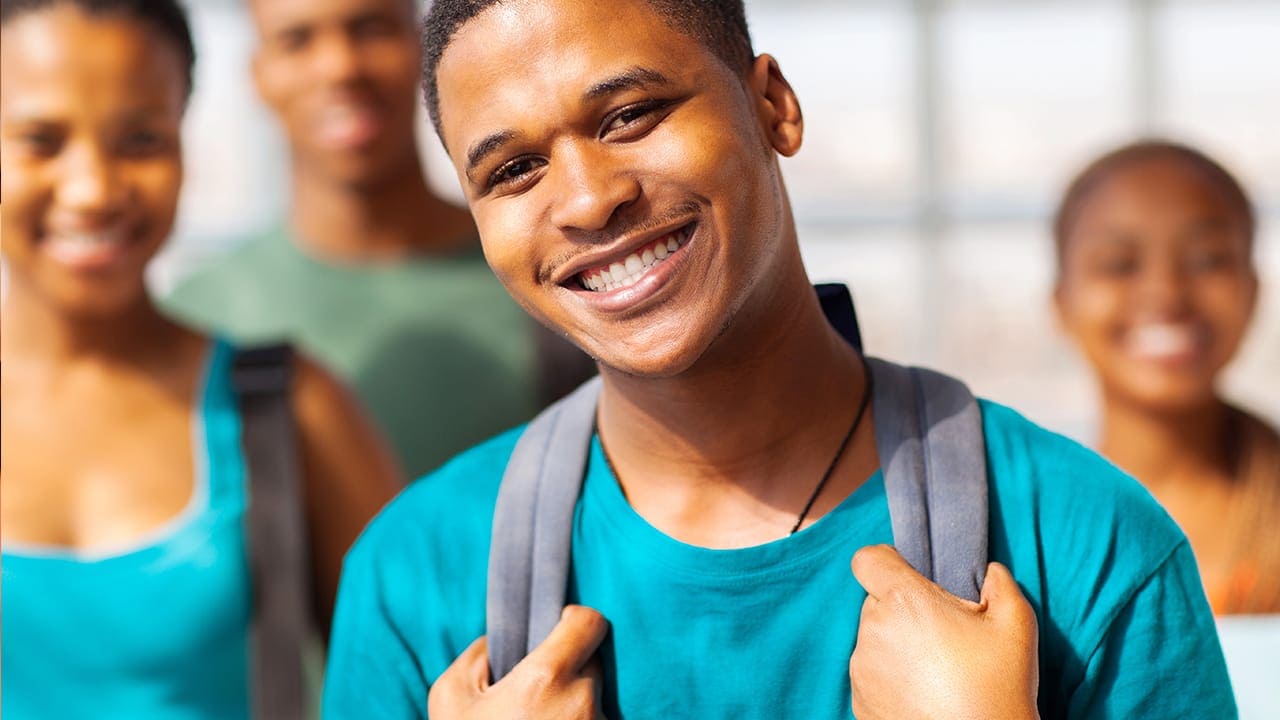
[789,355,873,535]
[597,354,874,537]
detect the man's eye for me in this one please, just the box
[1096,255,1139,277]
[488,156,544,190]
[119,130,170,157]
[602,100,671,136]
[1186,250,1231,273]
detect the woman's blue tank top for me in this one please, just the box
[2,340,253,719]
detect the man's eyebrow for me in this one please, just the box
[465,129,517,180]
[583,67,672,102]
[463,68,671,182]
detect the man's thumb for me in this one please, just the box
[980,562,1030,616]
[980,563,1039,649]
[522,605,609,675]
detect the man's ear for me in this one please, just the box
[748,54,803,157]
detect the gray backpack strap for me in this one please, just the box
[865,356,989,602]
[487,376,604,682]
[232,344,310,720]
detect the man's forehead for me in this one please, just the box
[250,0,413,32]
[436,0,707,146]
[446,0,718,82]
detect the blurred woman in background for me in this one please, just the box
[1053,140,1278,712]
[1053,140,1278,615]
[0,1,400,717]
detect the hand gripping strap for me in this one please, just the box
[232,344,310,720]
[487,376,603,682]
[866,357,989,602]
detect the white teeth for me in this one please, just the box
[42,227,130,266]
[1128,323,1199,359]
[577,225,692,292]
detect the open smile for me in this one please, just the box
[567,222,694,291]
[556,220,698,312]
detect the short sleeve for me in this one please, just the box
[160,268,225,330]
[322,541,428,720]
[1066,541,1237,719]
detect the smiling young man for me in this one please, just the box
[161,0,592,478]
[322,1,1235,717]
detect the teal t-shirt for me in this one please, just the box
[323,401,1235,719]
[2,340,252,719]
[162,230,545,478]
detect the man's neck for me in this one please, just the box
[594,264,877,546]
[289,156,476,262]
[1099,393,1236,488]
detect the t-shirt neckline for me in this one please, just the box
[581,434,887,580]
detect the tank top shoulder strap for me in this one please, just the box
[198,338,250,514]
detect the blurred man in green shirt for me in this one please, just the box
[164,0,592,477]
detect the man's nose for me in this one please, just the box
[548,143,642,234]
[312,33,363,85]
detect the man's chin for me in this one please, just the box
[303,146,406,190]
[589,339,710,381]
[571,309,736,381]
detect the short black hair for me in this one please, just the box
[420,0,753,138]
[1,0,196,99]
[1054,140,1257,268]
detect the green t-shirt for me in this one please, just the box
[162,230,544,477]
[323,401,1235,719]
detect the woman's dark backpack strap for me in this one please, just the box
[866,357,989,602]
[486,375,603,682]
[232,343,310,720]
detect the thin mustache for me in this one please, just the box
[542,201,700,283]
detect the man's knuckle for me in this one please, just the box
[426,684,456,718]
[570,683,597,719]
[564,605,608,638]
[519,664,559,698]
[883,583,915,612]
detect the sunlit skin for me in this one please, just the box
[436,0,878,549]
[252,0,418,186]
[429,4,1040,716]
[1056,157,1257,414]
[1055,153,1262,611]
[250,0,474,258]
[1,6,184,320]
[0,6,398,625]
